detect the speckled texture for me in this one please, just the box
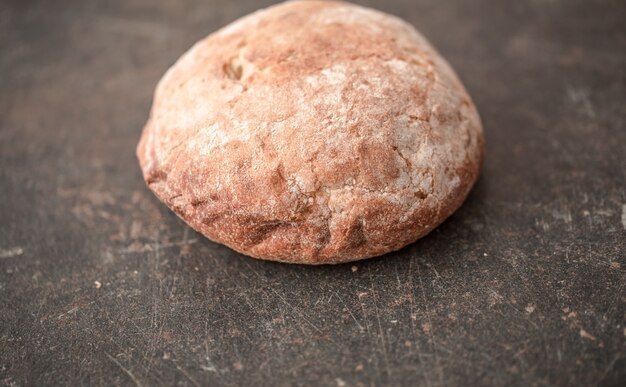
[3,0,626,385]
[137,0,484,263]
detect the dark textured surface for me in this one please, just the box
[0,0,624,386]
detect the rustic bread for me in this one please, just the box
[137,0,484,264]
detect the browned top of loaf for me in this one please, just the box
[137,0,484,264]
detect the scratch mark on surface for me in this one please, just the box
[269,288,321,334]
[57,306,79,319]
[416,261,442,386]
[357,291,379,378]
[243,261,319,335]
[173,360,201,387]
[143,229,164,374]
[567,86,596,118]
[357,292,372,337]
[551,208,573,228]
[118,239,197,254]
[496,293,542,333]
[598,354,622,384]
[0,246,23,258]
[394,264,403,290]
[165,226,188,300]
[105,352,143,387]
[595,209,614,217]
[368,267,392,379]
[152,229,161,327]
[603,281,624,336]
[240,292,256,310]
[407,259,431,387]
[621,204,626,230]
[333,290,364,331]
[202,321,220,374]
[407,260,419,339]
[57,301,95,319]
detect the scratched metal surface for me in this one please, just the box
[1,0,625,386]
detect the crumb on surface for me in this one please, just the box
[579,329,596,341]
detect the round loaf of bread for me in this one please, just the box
[137,0,484,264]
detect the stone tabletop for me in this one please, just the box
[1,0,624,385]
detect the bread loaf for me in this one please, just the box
[137,0,484,264]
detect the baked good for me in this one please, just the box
[137,0,484,264]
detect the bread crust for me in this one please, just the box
[137,0,484,264]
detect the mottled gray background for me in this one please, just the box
[1,0,625,386]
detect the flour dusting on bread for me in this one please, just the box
[137,0,484,264]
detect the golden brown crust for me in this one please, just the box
[136,0,484,264]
